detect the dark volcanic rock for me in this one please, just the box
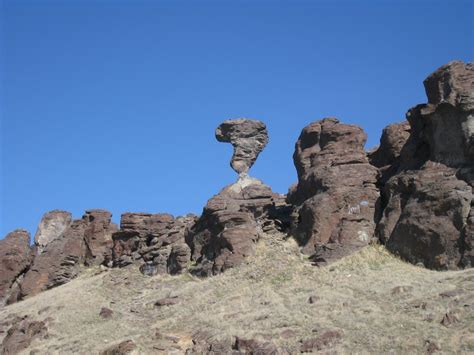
[19,209,117,300]
[377,61,474,270]
[0,230,32,305]
[216,118,268,176]
[83,209,118,266]
[19,219,87,299]
[287,117,379,260]
[111,213,196,275]
[0,316,48,355]
[100,340,136,355]
[233,337,278,354]
[368,121,411,185]
[187,176,286,276]
[34,210,72,252]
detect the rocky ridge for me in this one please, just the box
[0,60,472,315]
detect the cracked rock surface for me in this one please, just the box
[216,118,268,175]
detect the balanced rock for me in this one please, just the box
[111,212,196,275]
[287,118,379,263]
[377,60,473,269]
[216,118,268,175]
[187,176,286,276]
[0,230,32,305]
[34,210,72,253]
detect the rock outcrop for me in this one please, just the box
[111,212,196,275]
[34,210,72,253]
[17,210,117,301]
[216,118,268,176]
[0,230,32,305]
[376,61,473,269]
[1,316,48,355]
[187,176,287,276]
[287,117,379,263]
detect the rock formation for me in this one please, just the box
[187,176,287,276]
[376,61,473,270]
[186,119,286,276]
[33,210,72,253]
[17,210,117,301]
[287,118,379,263]
[216,118,268,176]
[0,230,32,305]
[111,212,196,275]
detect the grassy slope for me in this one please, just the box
[1,232,473,354]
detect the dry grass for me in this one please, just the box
[1,232,473,354]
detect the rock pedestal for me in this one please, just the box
[287,118,379,263]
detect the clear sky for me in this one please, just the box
[1,0,473,239]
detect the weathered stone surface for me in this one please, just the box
[34,210,72,252]
[368,121,411,185]
[111,213,196,275]
[288,117,379,260]
[19,219,87,300]
[300,330,343,352]
[100,339,136,355]
[0,316,48,355]
[187,176,286,276]
[83,209,118,266]
[377,61,474,270]
[216,118,268,175]
[233,337,278,354]
[18,209,117,300]
[0,230,32,305]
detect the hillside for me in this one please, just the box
[1,233,473,354]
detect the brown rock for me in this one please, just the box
[0,230,32,305]
[111,213,196,275]
[308,295,320,304]
[441,310,459,327]
[19,218,87,300]
[0,316,48,355]
[233,337,278,354]
[288,117,379,259]
[83,210,118,266]
[368,121,411,185]
[99,307,114,319]
[100,340,136,355]
[187,176,285,276]
[154,296,179,307]
[216,118,268,176]
[376,61,474,270]
[300,330,343,352]
[34,210,72,252]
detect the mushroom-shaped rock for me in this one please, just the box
[216,119,268,175]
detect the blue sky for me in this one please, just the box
[1,0,473,238]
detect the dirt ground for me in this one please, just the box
[1,231,473,354]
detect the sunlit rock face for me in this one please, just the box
[377,61,474,270]
[287,117,379,264]
[216,118,268,176]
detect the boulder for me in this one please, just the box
[0,230,32,305]
[187,176,286,276]
[377,61,474,269]
[0,316,48,355]
[216,118,268,176]
[287,117,379,262]
[34,210,72,252]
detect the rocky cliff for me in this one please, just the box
[0,60,472,316]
